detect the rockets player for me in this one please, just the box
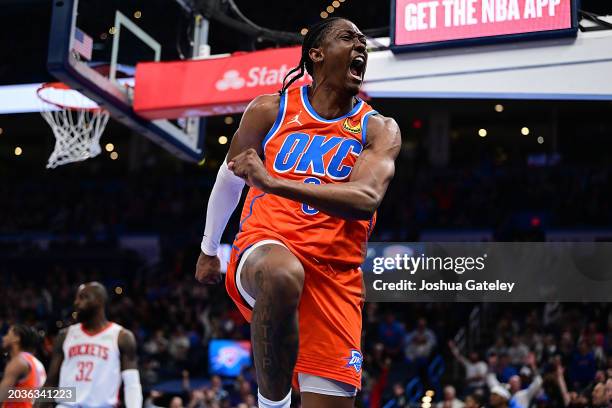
[0,325,46,408]
[43,282,142,408]
[196,17,400,408]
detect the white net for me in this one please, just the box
[38,84,110,169]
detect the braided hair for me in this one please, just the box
[279,17,346,95]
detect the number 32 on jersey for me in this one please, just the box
[75,361,93,382]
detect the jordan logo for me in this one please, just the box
[287,111,303,126]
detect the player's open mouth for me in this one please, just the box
[349,55,366,81]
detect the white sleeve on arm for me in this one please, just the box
[121,369,142,408]
[200,159,245,256]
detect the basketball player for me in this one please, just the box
[196,18,400,408]
[0,325,46,408]
[43,282,142,408]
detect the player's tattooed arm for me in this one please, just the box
[226,94,279,162]
[118,329,138,370]
[230,114,401,220]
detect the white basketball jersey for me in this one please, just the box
[58,322,122,407]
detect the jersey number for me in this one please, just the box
[302,177,321,215]
[75,361,94,382]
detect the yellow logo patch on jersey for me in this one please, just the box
[342,118,361,134]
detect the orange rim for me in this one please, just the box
[36,82,103,112]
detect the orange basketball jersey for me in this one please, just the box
[231,85,378,267]
[2,352,47,408]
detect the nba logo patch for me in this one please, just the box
[345,349,363,373]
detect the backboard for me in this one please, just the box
[47,0,205,162]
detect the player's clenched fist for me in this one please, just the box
[195,252,222,284]
[228,148,273,191]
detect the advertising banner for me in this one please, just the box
[392,0,577,51]
[134,47,309,119]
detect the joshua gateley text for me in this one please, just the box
[373,279,516,293]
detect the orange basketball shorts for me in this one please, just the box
[225,232,365,390]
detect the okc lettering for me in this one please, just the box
[68,344,109,360]
[273,133,362,180]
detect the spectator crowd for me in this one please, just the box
[1,133,611,407]
[1,162,611,241]
[2,250,611,408]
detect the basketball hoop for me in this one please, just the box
[37,82,110,169]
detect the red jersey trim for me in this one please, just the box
[80,322,113,337]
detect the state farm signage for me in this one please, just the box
[215,65,306,91]
[134,47,310,119]
[391,0,577,52]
